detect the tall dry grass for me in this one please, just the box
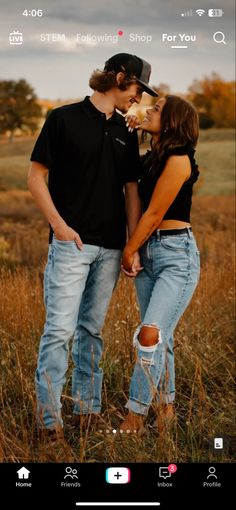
[0,195,235,463]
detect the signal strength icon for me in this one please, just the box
[196,9,205,16]
[181,10,193,17]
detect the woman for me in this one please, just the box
[120,95,200,434]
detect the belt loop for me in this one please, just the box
[156,229,161,241]
[187,227,191,238]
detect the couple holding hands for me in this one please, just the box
[28,53,200,442]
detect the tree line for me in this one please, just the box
[152,73,235,129]
[0,80,42,142]
[0,73,235,141]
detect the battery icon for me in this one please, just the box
[208,9,224,17]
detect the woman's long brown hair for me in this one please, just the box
[152,95,199,161]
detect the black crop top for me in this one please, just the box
[138,145,199,222]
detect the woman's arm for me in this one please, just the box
[123,181,143,276]
[122,154,191,271]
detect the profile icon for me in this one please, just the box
[207,467,217,479]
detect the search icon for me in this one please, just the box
[213,31,227,44]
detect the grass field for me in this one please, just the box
[0,129,235,194]
[196,131,235,195]
[0,130,235,463]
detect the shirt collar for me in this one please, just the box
[82,96,102,117]
[82,96,124,126]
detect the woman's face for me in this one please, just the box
[140,97,166,135]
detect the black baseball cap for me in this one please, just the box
[104,53,158,97]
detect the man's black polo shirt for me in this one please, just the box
[30,96,141,249]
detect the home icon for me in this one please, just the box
[17,467,30,479]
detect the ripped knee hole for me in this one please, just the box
[139,324,160,347]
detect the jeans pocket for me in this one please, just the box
[52,234,76,246]
[160,236,188,251]
[52,235,78,257]
[53,235,75,243]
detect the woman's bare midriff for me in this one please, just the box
[158,219,191,230]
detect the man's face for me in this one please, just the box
[114,83,143,114]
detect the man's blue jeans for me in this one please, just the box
[126,229,200,415]
[35,235,121,429]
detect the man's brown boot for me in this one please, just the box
[35,427,74,461]
[120,411,146,437]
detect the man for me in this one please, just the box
[28,53,157,438]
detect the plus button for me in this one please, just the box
[114,472,122,480]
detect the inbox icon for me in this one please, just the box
[106,467,131,484]
[159,467,171,479]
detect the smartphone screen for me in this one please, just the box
[0,0,235,508]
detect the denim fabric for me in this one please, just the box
[35,235,121,428]
[126,228,200,415]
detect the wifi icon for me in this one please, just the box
[196,9,205,16]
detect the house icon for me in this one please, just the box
[17,467,30,479]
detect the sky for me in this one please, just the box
[0,0,235,100]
